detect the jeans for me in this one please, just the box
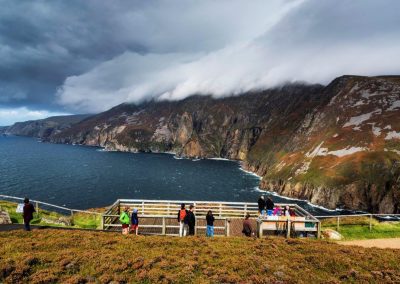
[24,221,31,231]
[206,225,214,237]
[179,221,187,237]
[267,210,273,216]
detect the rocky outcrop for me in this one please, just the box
[0,211,12,224]
[6,75,400,213]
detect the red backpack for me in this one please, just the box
[179,209,187,221]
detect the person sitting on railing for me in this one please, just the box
[177,203,188,237]
[266,197,274,216]
[186,205,196,236]
[206,210,215,237]
[22,197,35,231]
[242,213,253,237]
[120,207,130,235]
[130,208,139,235]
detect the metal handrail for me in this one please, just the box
[0,194,102,215]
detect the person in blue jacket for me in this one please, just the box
[131,208,139,235]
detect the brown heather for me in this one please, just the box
[1,229,400,283]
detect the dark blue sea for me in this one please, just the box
[0,136,337,215]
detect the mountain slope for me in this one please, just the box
[2,114,91,138]
[8,76,400,213]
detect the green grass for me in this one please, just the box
[1,230,400,283]
[0,201,101,229]
[321,216,400,240]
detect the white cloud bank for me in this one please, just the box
[56,0,400,113]
[0,107,69,126]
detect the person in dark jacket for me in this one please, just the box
[206,210,215,237]
[265,197,274,216]
[257,196,266,214]
[242,213,253,237]
[185,205,196,235]
[22,197,35,231]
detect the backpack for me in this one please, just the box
[179,209,187,221]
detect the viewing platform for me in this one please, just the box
[102,199,321,238]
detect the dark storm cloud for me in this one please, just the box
[1,0,400,123]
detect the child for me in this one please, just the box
[206,210,215,237]
[120,207,130,235]
[131,208,139,235]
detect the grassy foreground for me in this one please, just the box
[321,216,400,240]
[1,230,400,283]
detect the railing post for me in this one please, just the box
[36,202,39,216]
[317,222,321,239]
[101,214,104,230]
[162,217,166,235]
[226,219,230,237]
[219,203,222,217]
[286,219,291,238]
[336,216,340,232]
[369,214,372,232]
[141,202,145,215]
[244,204,247,217]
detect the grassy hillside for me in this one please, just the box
[0,201,101,229]
[1,230,400,283]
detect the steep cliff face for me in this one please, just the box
[7,76,400,213]
[261,76,400,213]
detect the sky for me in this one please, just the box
[1,0,400,125]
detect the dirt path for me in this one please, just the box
[340,238,400,249]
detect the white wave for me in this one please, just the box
[208,157,231,161]
[239,167,262,179]
[192,158,201,162]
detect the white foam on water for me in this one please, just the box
[239,167,262,179]
[208,157,231,161]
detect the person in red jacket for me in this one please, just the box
[177,203,188,237]
[23,197,35,231]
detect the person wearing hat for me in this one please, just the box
[22,197,36,231]
[120,207,130,235]
[130,208,139,235]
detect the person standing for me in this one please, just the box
[206,210,215,237]
[242,213,253,237]
[22,197,35,231]
[130,208,139,235]
[120,207,130,235]
[266,197,274,216]
[186,205,196,236]
[177,203,188,237]
[257,196,266,215]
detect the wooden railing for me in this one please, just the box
[102,199,320,237]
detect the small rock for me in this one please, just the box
[0,211,12,224]
[322,229,343,240]
[273,271,284,279]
